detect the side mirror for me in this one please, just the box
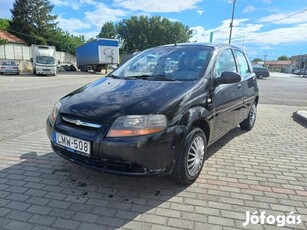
[217,71,241,85]
[30,58,33,63]
[58,60,60,64]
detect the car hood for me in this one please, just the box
[60,77,194,121]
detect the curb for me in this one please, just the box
[293,110,307,128]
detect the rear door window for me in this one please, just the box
[233,50,250,76]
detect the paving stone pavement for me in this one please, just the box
[0,103,307,230]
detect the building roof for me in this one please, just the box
[265,60,291,66]
[0,29,26,44]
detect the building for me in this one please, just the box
[264,60,291,73]
[289,54,307,73]
[0,29,26,44]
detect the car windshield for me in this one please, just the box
[111,45,213,81]
[252,64,266,69]
[36,56,55,65]
[1,61,16,66]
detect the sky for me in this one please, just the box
[1,0,307,60]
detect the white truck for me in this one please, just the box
[31,44,57,76]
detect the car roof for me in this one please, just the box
[162,42,242,51]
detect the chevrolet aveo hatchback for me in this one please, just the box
[46,43,259,185]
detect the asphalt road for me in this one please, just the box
[0,72,306,142]
[0,72,102,142]
[257,73,307,106]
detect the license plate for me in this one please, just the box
[53,132,90,156]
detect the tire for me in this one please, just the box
[171,127,207,185]
[240,102,257,130]
[258,74,264,79]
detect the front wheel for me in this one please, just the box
[171,127,207,185]
[240,102,257,130]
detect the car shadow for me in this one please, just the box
[207,126,247,158]
[0,151,187,229]
[0,127,245,229]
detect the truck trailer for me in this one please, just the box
[31,44,57,76]
[76,38,119,72]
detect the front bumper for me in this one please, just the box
[46,117,184,176]
[1,70,19,74]
[36,67,56,75]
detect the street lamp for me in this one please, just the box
[228,0,237,44]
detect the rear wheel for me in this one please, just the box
[258,74,264,79]
[240,102,257,130]
[171,127,207,185]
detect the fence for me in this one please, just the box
[0,44,76,72]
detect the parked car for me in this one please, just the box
[0,60,19,75]
[299,69,307,76]
[252,65,269,79]
[57,63,77,72]
[46,43,259,185]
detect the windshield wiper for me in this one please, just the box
[107,74,122,79]
[150,75,177,81]
[124,75,148,80]
[125,74,177,81]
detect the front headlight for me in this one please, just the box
[49,101,62,123]
[107,115,167,137]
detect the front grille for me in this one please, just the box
[53,144,146,175]
[62,116,102,129]
[42,69,50,71]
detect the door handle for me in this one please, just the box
[237,84,242,89]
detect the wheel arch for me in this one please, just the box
[191,119,210,144]
[178,106,212,144]
[255,96,259,105]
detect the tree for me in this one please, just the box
[98,22,117,39]
[0,18,10,31]
[0,39,8,45]
[86,37,96,43]
[278,55,289,61]
[49,28,85,55]
[10,0,58,45]
[102,16,192,53]
[0,18,10,44]
[252,58,263,62]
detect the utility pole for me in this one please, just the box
[228,0,237,44]
[264,54,267,66]
[241,33,245,50]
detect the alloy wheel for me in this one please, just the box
[249,104,257,127]
[187,136,205,177]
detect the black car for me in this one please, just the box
[46,43,258,185]
[252,65,270,79]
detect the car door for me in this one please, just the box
[210,48,243,142]
[233,49,257,121]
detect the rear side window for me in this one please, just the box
[215,49,237,77]
[234,50,250,75]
